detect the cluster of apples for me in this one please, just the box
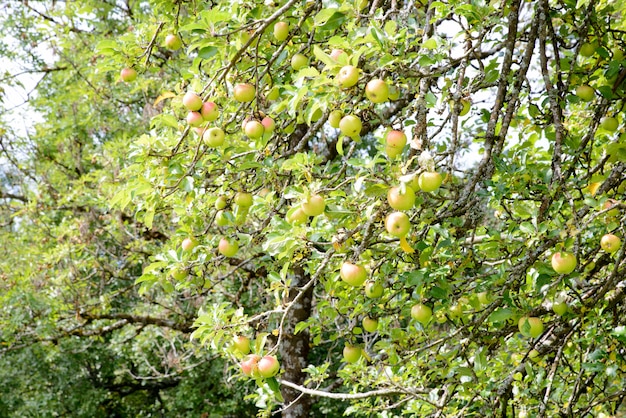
[232,335,280,379]
[286,194,326,225]
[120,34,183,83]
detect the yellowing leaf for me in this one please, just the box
[400,237,415,253]
[153,91,176,107]
[587,182,602,196]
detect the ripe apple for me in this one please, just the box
[234,192,253,208]
[600,233,621,253]
[257,355,280,378]
[181,237,197,252]
[286,207,308,225]
[164,34,182,50]
[411,303,432,325]
[418,172,442,192]
[579,42,597,57]
[328,110,343,128]
[240,354,260,376]
[387,185,415,211]
[386,130,407,149]
[336,65,359,88]
[234,83,255,102]
[343,344,361,363]
[364,281,383,298]
[261,116,275,134]
[575,85,595,102]
[362,316,378,332]
[330,48,345,61]
[600,116,619,132]
[120,67,137,82]
[201,101,219,121]
[518,316,543,338]
[233,335,250,354]
[365,79,389,103]
[385,211,410,237]
[291,53,308,70]
[301,194,325,216]
[340,262,367,286]
[244,120,265,139]
[186,111,204,127]
[218,237,239,257]
[339,114,362,138]
[552,301,568,316]
[203,127,225,147]
[273,21,289,42]
[551,252,576,274]
[182,92,203,111]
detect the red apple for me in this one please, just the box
[385,211,410,237]
[261,116,275,134]
[336,65,359,88]
[339,114,362,138]
[301,195,325,216]
[387,185,415,211]
[233,335,250,354]
[257,355,280,378]
[186,111,204,127]
[343,344,361,363]
[340,262,367,286]
[233,83,255,102]
[386,130,407,149]
[411,303,432,325]
[600,233,621,253]
[240,354,260,376]
[181,237,197,252]
[243,120,265,139]
[551,252,576,274]
[120,67,137,82]
[418,172,442,192]
[330,49,345,61]
[365,79,389,103]
[200,101,219,121]
[273,21,289,42]
[164,34,182,50]
[203,127,225,147]
[218,237,239,257]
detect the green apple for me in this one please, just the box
[234,192,253,208]
[365,79,389,103]
[301,194,325,216]
[518,316,543,338]
[448,303,463,318]
[218,237,239,257]
[273,21,289,42]
[186,111,204,127]
[257,355,280,378]
[418,172,442,192]
[600,117,619,132]
[340,261,367,286]
[385,145,403,159]
[411,303,432,325]
[328,110,343,128]
[551,251,576,274]
[339,114,362,138]
[201,101,219,121]
[477,292,490,305]
[343,344,361,363]
[234,83,255,102]
[164,34,182,50]
[336,65,359,88]
[286,207,308,225]
[552,301,568,316]
[244,120,265,139]
[240,354,260,376]
[364,281,383,298]
[385,211,410,237]
[266,86,280,101]
[120,67,137,82]
[203,127,225,147]
[579,42,597,57]
[291,53,308,70]
[388,85,400,100]
[215,210,230,226]
[387,185,415,211]
[182,91,203,111]
[233,335,250,354]
[215,196,228,210]
[575,85,595,102]
[171,268,188,281]
[362,317,378,332]
[600,233,621,253]
[181,237,197,252]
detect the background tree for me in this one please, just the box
[1,0,626,417]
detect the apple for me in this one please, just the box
[551,251,576,274]
[203,127,225,147]
[234,83,255,102]
[234,192,253,208]
[387,185,415,211]
[336,65,359,88]
[600,116,619,132]
[233,335,250,354]
[182,92,203,111]
[600,233,621,253]
[575,85,595,102]
[291,53,308,71]
[448,303,463,318]
[215,196,228,210]
[301,194,325,216]
[120,67,137,82]
[273,21,289,42]
[328,110,343,128]
[244,120,265,139]
[418,172,442,192]
[411,303,432,325]
[362,317,378,332]
[340,261,367,286]
[218,237,239,257]
[261,116,275,134]
[385,145,403,159]
[386,130,407,149]
[518,316,543,338]
[579,42,597,57]
[287,207,308,225]
[215,210,230,226]
[181,237,197,252]
[186,111,204,127]
[201,101,219,121]
[171,268,187,280]
[240,354,260,376]
[343,344,361,363]
[603,199,620,218]
[552,301,568,316]
[339,114,362,138]
[330,48,345,61]
[257,355,280,378]
[477,292,490,305]
[164,34,182,50]
[364,281,383,298]
[365,79,389,103]
[385,211,411,238]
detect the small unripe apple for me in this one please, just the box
[328,110,343,128]
[261,116,275,134]
[287,207,308,225]
[233,83,255,102]
[200,101,219,121]
[340,262,367,286]
[385,145,403,159]
[418,172,442,192]
[575,85,595,102]
[551,252,576,274]
[411,303,432,325]
[244,120,265,139]
[120,67,137,82]
[385,211,410,237]
[336,65,359,88]
[171,268,188,281]
[215,210,231,227]
[387,185,415,211]
[600,233,621,253]
[477,292,490,305]
[203,127,225,147]
[552,301,568,316]
[385,130,407,149]
[182,92,203,111]
[240,354,260,376]
[164,34,182,50]
[218,237,239,257]
[301,195,325,216]
[186,111,204,127]
[339,114,362,138]
[343,344,361,363]
[215,196,228,210]
[579,42,597,57]
[362,316,378,332]
[181,237,197,252]
[600,116,619,132]
[273,21,289,42]
[233,335,250,354]
[291,53,308,71]
[234,192,253,208]
[257,355,280,378]
[364,281,383,298]
[518,316,543,338]
[365,79,389,103]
